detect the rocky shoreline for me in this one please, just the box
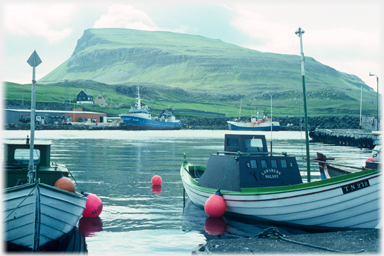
[4,116,362,131]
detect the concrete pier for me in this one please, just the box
[309,129,381,149]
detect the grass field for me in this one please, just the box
[3,80,378,118]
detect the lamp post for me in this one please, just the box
[359,84,362,128]
[369,72,379,130]
[295,27,311,182]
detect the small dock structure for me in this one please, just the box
[309,129,381,149]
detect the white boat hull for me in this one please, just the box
[227,121,280,131]
[3,182,87,250]
[181,167,380,229]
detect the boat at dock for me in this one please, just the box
[227,99,279,131]
[227,115,280,131]
[3,51,87,252]
[3,139,87,251]
[180,134,380,229]
[311,144,381,179]
[119,87,182,130]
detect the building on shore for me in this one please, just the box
[4,109,107,124]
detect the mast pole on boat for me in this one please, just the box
[26,51,42,184]
[238,99,242,120]
[137,86,141,109]
[270,95,273,152]
[295,27,311,182]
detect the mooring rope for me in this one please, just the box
[66,168,84,193]
[254,227,365,254]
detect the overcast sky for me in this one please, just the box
[2,0,383,91]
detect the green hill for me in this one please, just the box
[31,28,379,116]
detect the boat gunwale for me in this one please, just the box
[4,182,87,201]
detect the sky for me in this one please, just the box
[1,0,383,91]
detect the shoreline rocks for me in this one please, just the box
[4,116,362,131]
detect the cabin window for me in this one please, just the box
[271,160,277,168]
[261,160,268,168]
[281,160,288,168]
[227,138,239,147]
[250,160,257,168]
[245,138,263,152]
[14,149,40,165]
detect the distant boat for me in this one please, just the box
[227,115,280,131]
[227,99,279,131]
[119,87,182,130]
[180,134,380,229]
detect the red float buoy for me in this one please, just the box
[82,192,103,217]
[54,176,76,193]
[151,175,162,185]
[204,217,227,235]
[204,190,226,217]
[366,156,376,163]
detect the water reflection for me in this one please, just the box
[151,185,162,195]
[182,198,345,242]
[204,217,227,235]
[3,130,376,254]
[79,217,103,237]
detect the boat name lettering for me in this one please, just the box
[342,179,370,194]
[261,169,281,179]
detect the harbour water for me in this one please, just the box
[3,130,375,254]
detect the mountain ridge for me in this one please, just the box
[38,28,377,116]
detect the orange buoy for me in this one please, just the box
[151,175,162,185]
[54,177,76,193]
[151,185,162,195]
[82,193,103,217]
[204,190,226,217]
[204,217,227,235]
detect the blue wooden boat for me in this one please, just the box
[3,51,87,252]
[3,140,87,251]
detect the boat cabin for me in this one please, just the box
[4,139,68,187]
[197,134,303,191]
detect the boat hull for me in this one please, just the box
[3,182,87,251]
[181,164,380,229]
[119,115,181,130]
[227,121,280,131]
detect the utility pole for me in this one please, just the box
[369,73,379,130]
[295,27,311,182]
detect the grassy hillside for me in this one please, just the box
[9,28,379,117]
[4,80,378,118]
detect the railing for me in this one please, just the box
[216,151,288,157]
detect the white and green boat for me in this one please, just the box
[180,134,380,229]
